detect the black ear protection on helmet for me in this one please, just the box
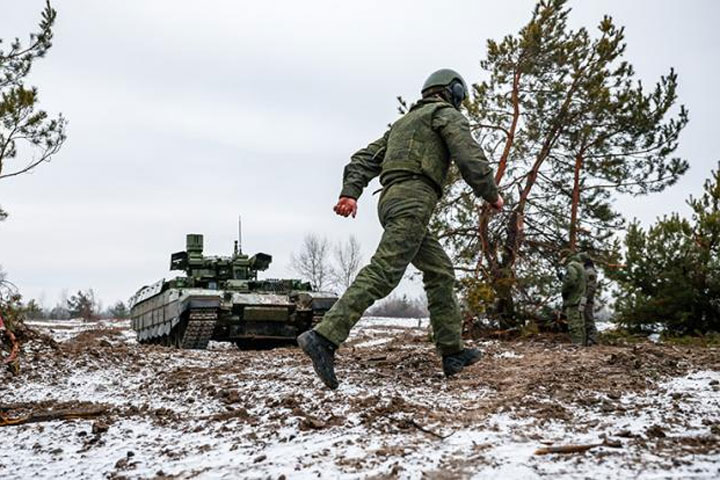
[447,80,466,109]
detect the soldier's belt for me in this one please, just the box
[379,174,442,197]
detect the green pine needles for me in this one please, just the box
[0,1,66,182]
[611,164,720,335]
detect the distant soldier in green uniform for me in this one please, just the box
[579,252,598,345]
[561,253,587,345]
[298,69,503,389]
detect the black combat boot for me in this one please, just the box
[442,348,482,377]
[297,330,339,390]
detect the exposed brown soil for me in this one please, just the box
[1,322,719,478]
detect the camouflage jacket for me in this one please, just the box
[339,97,499,202]
[562,258,587,307]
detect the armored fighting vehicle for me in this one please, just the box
[129,233,337,349]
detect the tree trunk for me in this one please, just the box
[494,69,522,183]
[569,152,583,250]
[474,68,523,276]
[491,75,581,323]
[473,70,523,327]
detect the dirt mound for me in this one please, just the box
[61,327,127,354]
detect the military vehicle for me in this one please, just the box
[129,232,337,349]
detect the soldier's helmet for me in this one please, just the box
[560,250,582,265]
[568,253,585,264]
[577,252,595,266]
[421,69,468,109]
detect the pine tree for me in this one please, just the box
[433,0,688,327]
[23,299,45,319]
[612,164,720,334]
[67,289,98,322]
[0,1,66,183]
[107,301,130,319]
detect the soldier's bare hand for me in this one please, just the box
[490,194,504,211]
[334,197,357,218]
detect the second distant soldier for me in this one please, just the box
[562,253,587,345]
[580,252,598,345]
[298,69,503,389]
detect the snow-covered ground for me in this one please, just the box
[1,318,718,479]
[24,318,133,343]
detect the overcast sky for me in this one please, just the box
[1,0,718,308]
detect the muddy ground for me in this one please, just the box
[1,318,719,479]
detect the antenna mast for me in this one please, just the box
[237,215,242,254]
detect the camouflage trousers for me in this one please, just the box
[584,302,597,344]
[314,179,464,355]
[566,301,586,345]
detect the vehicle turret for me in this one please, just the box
[168,234,273,289]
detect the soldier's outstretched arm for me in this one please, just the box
[433,107,501,207]
[334,130,390,218]
[339,130,390,200]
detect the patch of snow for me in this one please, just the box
[495,350,523,359]
[351,337,393,349]
[356,317,429,330]
[595,320,614,332]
